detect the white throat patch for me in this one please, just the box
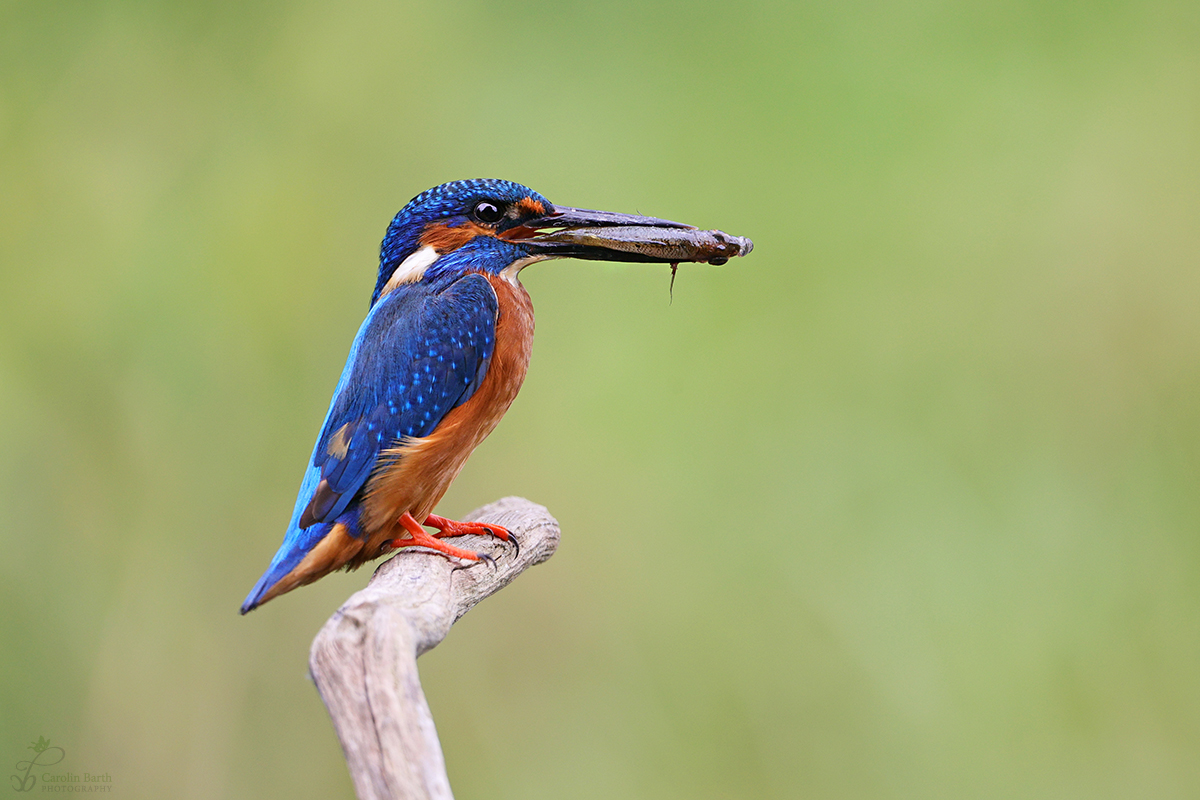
[500,254,552,286]
[380,245,439,296]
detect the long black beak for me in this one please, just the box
[520,205,753,265]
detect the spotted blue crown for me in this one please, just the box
[372,179,553,304]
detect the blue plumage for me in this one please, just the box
[241,271,498,613]
[305,272,498,526]
[373,180,551,305]
[242,178,748,613]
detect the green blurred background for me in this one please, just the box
[3,1,1198,797]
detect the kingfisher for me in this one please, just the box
[241,179,751,613]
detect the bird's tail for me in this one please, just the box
[240,520,356,614]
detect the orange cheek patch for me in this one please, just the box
[420,220,491,251]
[517,197,547,215]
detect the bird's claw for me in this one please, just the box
[480,524,519,558]
[507,531,520,559]
[454,552,492,572]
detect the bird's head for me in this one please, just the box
[372,178,736,305]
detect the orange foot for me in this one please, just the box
[425,513,516,554]
[389,512,518,563]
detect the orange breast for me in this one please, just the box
[352,273,535,565]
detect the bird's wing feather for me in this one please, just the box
[298,273,498,528]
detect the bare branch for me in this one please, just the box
[309,497,560,800]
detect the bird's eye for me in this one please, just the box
[472,201,504,224]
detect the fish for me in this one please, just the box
[528,225,753,266]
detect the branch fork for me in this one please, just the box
[309,497,560,800]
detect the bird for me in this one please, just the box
[240,179,749,613]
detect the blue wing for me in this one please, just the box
[241,272,498,613]
[302,272,499,528]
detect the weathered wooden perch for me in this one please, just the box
[309,496,560,800]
